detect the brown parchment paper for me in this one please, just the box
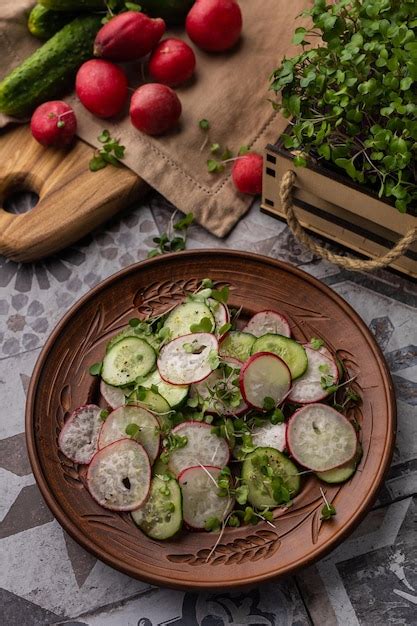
[0,0,309,237]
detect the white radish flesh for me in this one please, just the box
[239,352,291,410]
[58,404,102,465]
[287,403,357,472]
[288,346,339,404]
[157,333,218,385]
[168,422,230,477]
[100,380,126,409]
[98,405,160,463]
[87,439,151,511]
[244,310,291,338]
[251,421,287,452]
[179,465,234,529]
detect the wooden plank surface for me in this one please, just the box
[0,125,147,262]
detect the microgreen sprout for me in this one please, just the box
[147,211,194,258]
[89,130,125,171]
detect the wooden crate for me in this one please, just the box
[261,140,417,279]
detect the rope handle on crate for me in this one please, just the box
[279,170,417,271]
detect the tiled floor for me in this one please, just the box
[1,193,416,626]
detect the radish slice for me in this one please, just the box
[239,352,291,410]
[189,363,247,416]
[288,346,339,404]
[100,380,126,409]
[179,465,234,529]
[208,298,229,337]
[157,333,218,385]
[98,405,160,463]
[167,422,230,477]
[251,421,287,452]
[243,310,291,338]
[58,404,102,464]
[287,404,357,472]
[87,439,151,511]
[233,422,287,458]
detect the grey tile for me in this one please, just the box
[297,498,416,626]
[0,588,60,626]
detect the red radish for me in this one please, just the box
[87,439,151,511]
[76,60,128,118]
[239,352,291,410]
[149,38,196,86]
[157,332,218,385]
[58,404,102,464]
[30,101,76,147]
[287,404,357,472]
[288,345,339,404]
[208,298,229,338]
[232,152,263,195]
[98,404,160,463]
[179,465,234,529]
[100,380,125,410]
[130,83,182,135]
[244,310,291,338]
[167,421,230,477]
[186,0,242,52]
[94,11,165,62]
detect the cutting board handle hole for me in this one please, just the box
[3,189,39,215]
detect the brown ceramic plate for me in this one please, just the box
[26,250,396,590]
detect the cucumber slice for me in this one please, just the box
[152,456,174,477]
[316,444,363,484]
[102,336,156,386]
[251,334,307,379]
[106,326,160,352]
[140,369,188,408]
[242,447,301,509]
[219,331,255,362]
[132,475,183,540]
[163,302,215,339]
[128,387,171,416]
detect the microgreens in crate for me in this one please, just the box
[270,0,417,213]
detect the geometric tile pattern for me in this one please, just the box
[1,192,416,624]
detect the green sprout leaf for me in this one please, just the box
[125,423,140,438]
[199,119,210,131]
[310,337,325,350]
[89,362,102,376]
[205,516,221,531]
[321,503,337,520]
[190,317,214,333]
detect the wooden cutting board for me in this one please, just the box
[0,125,147,262]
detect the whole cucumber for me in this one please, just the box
[39,0,106,9]
[139,0,195,24]
[28,4,78,40]
[0,15,101,117]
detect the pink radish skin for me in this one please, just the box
[130,83,182,136]
[178,465,234,529]
[87,439,151,511]
[58,404,102,464]
[288,345,339,404]
[30,101,76,147]
[157,332,218,385]
[149,38,196,86]
[100,380,125,410]
[239,352,292,410]
[167,421,230,477]
[243,310,291,338]
[186,0,242,52]
[287,404,357,472]
[76,60,128,118]
[232,153,263,195]
[94,11,165,62]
